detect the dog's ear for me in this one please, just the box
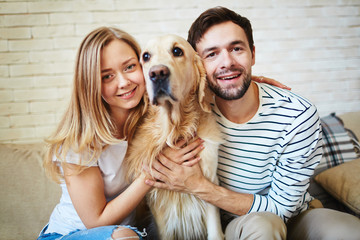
[195,54,213,113]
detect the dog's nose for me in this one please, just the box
[149,65,170,82]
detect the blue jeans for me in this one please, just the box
[37,224,147,240]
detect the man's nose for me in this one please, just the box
[220,50,235,69]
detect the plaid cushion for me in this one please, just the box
[314,113,359,175]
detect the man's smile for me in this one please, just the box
[217,73,241,81]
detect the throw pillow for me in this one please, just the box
[316,113,358,175]
[315,158,360,215]
[308,113,359,212]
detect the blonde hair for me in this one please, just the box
[44,27,148,183]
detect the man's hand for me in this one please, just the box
[144,153,206,194]
[162,137,204,166]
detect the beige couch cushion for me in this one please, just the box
[315,158,360,215]
[0,143,61,240]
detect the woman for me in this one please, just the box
[38,27,204,240]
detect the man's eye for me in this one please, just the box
[142,52,151,62]
[233,47,242,52]
[206,52,216,58]
[172,47,183,57]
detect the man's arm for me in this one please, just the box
[243,103,323,221]
[145,103,322,221]
[144,154,253,216]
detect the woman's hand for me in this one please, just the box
[161,137,204,167]
[252,75,291,90]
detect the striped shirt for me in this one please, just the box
[213,82,322,222]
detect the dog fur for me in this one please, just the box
[126,34,224,240]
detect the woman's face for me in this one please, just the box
[100,39,145,117]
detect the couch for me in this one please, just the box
[0,112,359,240]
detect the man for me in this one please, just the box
[145,6,360,239]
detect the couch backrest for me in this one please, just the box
[0,143,61,240]
[340,111,360,141]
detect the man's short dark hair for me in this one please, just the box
[187,6,254,52]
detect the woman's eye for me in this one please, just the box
[126,64,136,71]
[102,74,113,82]
[142,52,151,62]
[172,47,183,57]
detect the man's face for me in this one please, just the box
[196,21,255,100]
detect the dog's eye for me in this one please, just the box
[172,47,183,57]
[142,52,151,62]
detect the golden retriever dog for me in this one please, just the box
[126,34,224,240]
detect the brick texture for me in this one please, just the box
[0,0,359,142]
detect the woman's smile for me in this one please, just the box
[118,86,137,99]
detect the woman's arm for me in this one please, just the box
[62,138,203,229]
[252,75,291,90]
[63,164,151,229]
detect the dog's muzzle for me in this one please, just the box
[148,64,177,105]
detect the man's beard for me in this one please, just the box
[208,69,252,100]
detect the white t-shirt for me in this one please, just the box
[45,141,134,235]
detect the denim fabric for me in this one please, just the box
[37,224,147,240]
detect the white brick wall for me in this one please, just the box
[0,0,359,143]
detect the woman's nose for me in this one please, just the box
[116,74,130,88]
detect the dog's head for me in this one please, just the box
[140,34,212,112]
